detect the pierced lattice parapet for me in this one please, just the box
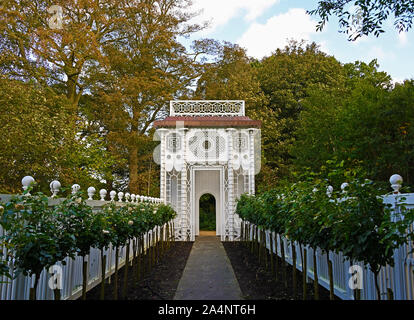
[170,100,245,117]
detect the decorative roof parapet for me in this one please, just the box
[170,100,245,117]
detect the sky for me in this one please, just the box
[183,0,413,83]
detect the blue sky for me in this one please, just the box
[184,0,413,83]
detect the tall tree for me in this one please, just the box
[1,0,210,193]
[292,60,414,186]
[256,40,345,182]
[0,0,132,110]
[83,0,210,193]
[194,42,267,111]
[0,76,116,193]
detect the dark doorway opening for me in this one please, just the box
[199,193,216,231]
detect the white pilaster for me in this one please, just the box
[248,128,256,195]
[157,129,169,203]
[179,127,189,241]
[226,128,236,241]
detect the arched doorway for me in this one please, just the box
[193,167,223,237]
[199,194,216,234]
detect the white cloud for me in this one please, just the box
[237,8,319,58]
[368,47,386,60]
[398,31,408,46]
[392,77,405,85]
[363,46,395,64]
[188,0,280,35]
[318,40,330,55]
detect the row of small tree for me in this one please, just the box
[0,188,176,300]
[236,165,414,300]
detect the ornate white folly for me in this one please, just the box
[154,100,261,241]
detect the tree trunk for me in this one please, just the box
[147,161,152,195]
[327,252,334,300]
[313,249,319,300]
[153,228,157,266]
[141,234,145,276]
[129,145,139,193]
[122,241,130,299]
[132,239,137,280]
[100,250,106,300]
[54,288,61,300]
[258,227,262,264]
[387,288,394,300]
[292,241,297,298]
[274,233,278,276]
[251,225,255,253]
[147,232,152,272]
[245,222,249,247]
[374,271,381,300]
[264,230,268,269]
[303,248,307,300]
[240,221,244,245]
[248,224,251,250]
[279,234,287,289]
[114,247,119,300]
[155,227,159,264]
[166,224,170,251]
[137,235,142,281]
[269,231,274,275]
[82,255,88,300]
[29,273,39,300]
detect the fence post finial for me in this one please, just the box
[99,189,107,201]
[125,192,130,203]
[71,184,80,195]
[326,185,333,198]
[341,182,349,194]
[390,174,403,194]
[118,192,124,202]
[87,187,96,200]
[22,176,35,195]
[50,180,61,198]
[110,190,116,201]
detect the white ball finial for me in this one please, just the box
[87,187,96,200]
[22,176,35,195]
[99,189,107,201]
[390,174,403,194]
[326,185,333,198]
[125,192,130,203]
[50,180,61,198]
[131,194,136,203]
[71,184,80,194]
[341,182,349,193]
[110,190,117,201]
[118,192,124,202]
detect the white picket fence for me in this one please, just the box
[0,236,139,300]
[245,179,414,300]
[0,177,167,300]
